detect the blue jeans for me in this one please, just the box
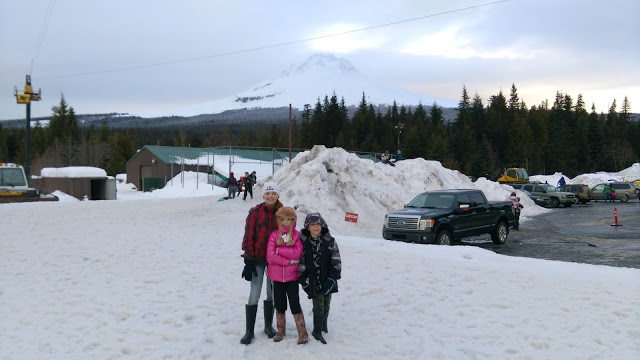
[247,264,273,305]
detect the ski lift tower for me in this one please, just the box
[14,75,41,182]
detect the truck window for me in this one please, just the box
[523,184,533,191]
[457,193,470,204]
[507,169,516,178]
[0,168,27,187]
[468,192,485,205]
[516,169,529,180]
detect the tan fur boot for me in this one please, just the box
[273,312,286,342]
[293,313,309,344]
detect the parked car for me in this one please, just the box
[557,184,593,204]
[520,189,552,207]
[382,189,515,245]
[516,183,577,208]
[592,182,639,202]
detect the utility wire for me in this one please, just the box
[31,0,57,75]
[55,0,510,79]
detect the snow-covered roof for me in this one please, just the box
[40,167,107,178]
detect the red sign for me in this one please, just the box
[345,212,358,223]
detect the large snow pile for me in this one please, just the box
[257,146,545,238]
[531,172,621,188]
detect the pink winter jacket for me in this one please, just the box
[266,227,303,283]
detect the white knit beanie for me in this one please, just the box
[263,181,280,196]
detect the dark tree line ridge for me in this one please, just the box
[0,87,637,178]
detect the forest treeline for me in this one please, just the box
[0,84,637,178]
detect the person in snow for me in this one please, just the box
[557,176,566,186]
[237,176,244,197]
[243,171,255,200]
[266,206,308,344]
[506,192,523,230]
[381,151,394,166]
[395,149,403,161]
[603,183,612,202]
[240,181,283,344]
[298,212,342,344]
[226,172,238,199]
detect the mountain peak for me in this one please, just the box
[141,53,456,117]
[289,54,358,76]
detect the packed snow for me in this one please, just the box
[1,146,638,359]
[40,166,108,178]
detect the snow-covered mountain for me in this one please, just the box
[139,54,456,117]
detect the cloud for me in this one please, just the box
[400,26,537,60]
[308,24,387,54]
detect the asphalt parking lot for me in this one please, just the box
[463,200,640,269]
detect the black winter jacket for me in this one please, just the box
[298,226,342,298]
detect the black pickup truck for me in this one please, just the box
[382,189,515,245]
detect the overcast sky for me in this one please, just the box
[1,0,638,120]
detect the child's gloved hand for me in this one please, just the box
[323,278,336,295]
[300,280,311,297]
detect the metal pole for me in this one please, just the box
[289,104,292,162]
[25,102,31,183]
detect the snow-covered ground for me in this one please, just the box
[2,146,638,359]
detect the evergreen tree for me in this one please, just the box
[486,90,508,162]
[452,85,474,173]
[0,123,8,161]
[586,103,605,172]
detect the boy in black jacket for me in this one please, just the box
[298,212,342,344]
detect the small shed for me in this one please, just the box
[40,167,116,200]
[125,145,222,192]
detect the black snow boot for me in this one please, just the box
[263,300,277,338]
[240,304,258,345]
[311,312,326,344]
[322,310,329,333]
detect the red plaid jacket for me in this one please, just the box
[242,200,282,266]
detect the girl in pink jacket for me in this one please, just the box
[266,206,308,344]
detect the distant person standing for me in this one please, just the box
[243,171,255,200]
[604,183,611,202]
[557,176,566,186]
[506,192,522,230]
[226,172,238,199]
[395,150,402,161]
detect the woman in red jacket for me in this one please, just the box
[266,206,308,344]
[240,182,282,345]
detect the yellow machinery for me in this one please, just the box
[497,168,530,184]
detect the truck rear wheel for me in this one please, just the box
[491,222,508,244]
[436,230,452,245]
[550,198,560,208]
